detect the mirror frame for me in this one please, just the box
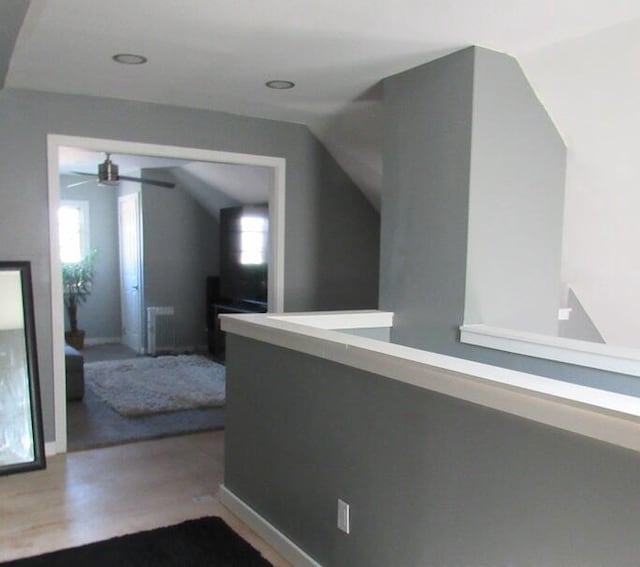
[0,261,46,475]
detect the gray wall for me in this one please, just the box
[60,174,121,340]
[380,47,640,398]
[465,48,566,335]
[0,87,379,442]
[380,47,474,355]
[141,168,219,350]
[560,288,605,343]
[226,335,640,566]
[308,147,380,309]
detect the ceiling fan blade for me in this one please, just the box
[119,175,175,189]
[70,171,97,177]
[66,180,92,188]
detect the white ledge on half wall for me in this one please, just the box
[268,310,393,329]
[460,323,640,378]
[221,311,640,455]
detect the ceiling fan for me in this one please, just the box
[67,153,176,189]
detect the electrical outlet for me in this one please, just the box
[337,499,350,534]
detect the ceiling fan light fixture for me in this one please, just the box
[98,154,120,185]
[112,53,148,65]
[265,80,295,90]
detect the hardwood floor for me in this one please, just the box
[0,431,289,566]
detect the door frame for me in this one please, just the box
[47,134,286,454]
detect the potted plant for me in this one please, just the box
[62,250,96,350]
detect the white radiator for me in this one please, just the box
[146,306,176,355]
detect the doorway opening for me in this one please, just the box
[48,135,286,454]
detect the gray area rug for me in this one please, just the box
[85,355,226,417]
[67,387,224,452]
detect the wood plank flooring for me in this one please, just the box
[0,431,289,566]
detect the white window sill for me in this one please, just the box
[460,324,640,377]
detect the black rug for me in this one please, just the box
[3,517,272,567]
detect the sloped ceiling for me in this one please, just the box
[5,0,640,208]
[0,0,29,88]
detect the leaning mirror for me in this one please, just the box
[0,261,45,475]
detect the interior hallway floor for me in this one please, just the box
[0,431,289,566]
[67,343,225,452]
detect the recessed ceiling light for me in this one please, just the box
[265,80,295,90]
[112,53,148,65]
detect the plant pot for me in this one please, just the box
[65,329,86,350]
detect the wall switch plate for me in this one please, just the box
[337,499,350,534]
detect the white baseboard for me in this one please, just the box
[45,441,58,456]
[84,337,122,346]
[219,485,321,567]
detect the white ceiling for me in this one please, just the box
[181,162,271,205]
[10,0,640,207]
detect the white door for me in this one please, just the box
[118,193,143,353]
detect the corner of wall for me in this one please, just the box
[0,0,30,89]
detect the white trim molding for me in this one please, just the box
[460,323,640,377]
[45,441,58,457]
[268,310,393,329]
[219,485,322,567]
[48,134,287,452]
[221,311,640,454]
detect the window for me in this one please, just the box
[58,201,90,263]
[240,215,268,265]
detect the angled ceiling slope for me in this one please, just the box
[0,0,29,89]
